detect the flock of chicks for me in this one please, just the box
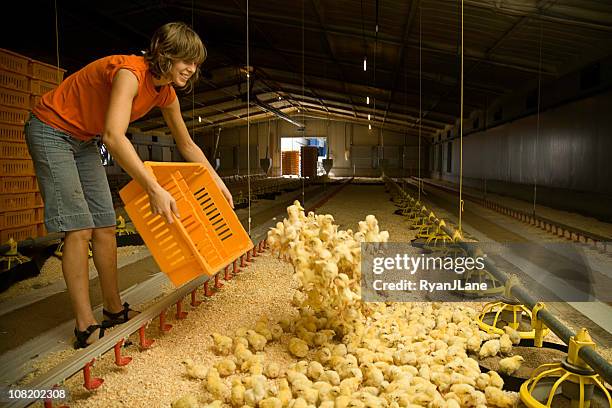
[172,202,525,408]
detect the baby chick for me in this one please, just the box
[233,342,253,366]
[499,334,513,355]
[485,386,518,408]
[230,377,245,407]
[278,378,293,407]
[260,397,283,408]
[202,401,222,408]
[307,361,325,381]
[479,339,501,358]
[466,333,482,353]
[488,370,504,389]
[265,362,281,379]
[321,369,341,385]
[214,358,236,377]
[211,332,233,356]
[498,355,524,375]
[182,358,208,380]
[171,394,199,408]
[502,326,521,344]
[205,367,228,401]
[288,337,309,358]
[246,329,267,351]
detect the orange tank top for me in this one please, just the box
[33,55,176,141]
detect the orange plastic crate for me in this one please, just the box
[0,223,37,243]
[29,60,65,84]
[0,123,25,142]
[0,49,29,75]
[0,208,36,228]
[30,79,57,96]
[0,159,35,176]
[1,141,30,159]
[0,192,36,212]
[0,87,29,109]
[0,69,29,92]
[120,162,253,287]
[0,106,29,125]
[0,176,38,193]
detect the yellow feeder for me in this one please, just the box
[0,238,31,272]
[477,279,550,339]
[520,328,611,408]
[54,240,93,259]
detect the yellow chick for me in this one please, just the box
[234,342,253,366]
[485,386,518,408]
[246,329,267,351]
[307,361,325,381]
[202,401,222,408]
[182,358,208,380]
[313,330,336,346]
[488,370,504,389]
[499,355,524,375]
[363,363,385,388]
[335,395,351,408]
[214,358,236,377]
[315,347,332,365]
[499,334,513,355]
[230,377,245,407]
[278,317,295,333]
[260,397,282,408]
[171,394,199,408]
[288,338,309,358]
[479,339,501,358]
[270,323,284,341]
[502,326,521,345]
[265,362,281,378]
[205,367,228,401]
[319,401,335,408]
[278,378,292,407]
[288,397,308,408]
[211,332,233,356]
[321,369,341,385]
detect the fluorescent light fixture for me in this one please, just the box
[363,57,367,71]
[368,114,371,120]
[368,124,372,130]
[198,116,202,123]
[366,96,370,104]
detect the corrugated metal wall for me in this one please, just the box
[437,90,612,195]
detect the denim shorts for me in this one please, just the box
[24,114,116,232]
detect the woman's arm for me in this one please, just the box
[101,69,180,223]
[161,98,234,208]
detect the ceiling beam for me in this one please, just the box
[381,0,419,130]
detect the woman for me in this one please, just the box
[25,22,233,348]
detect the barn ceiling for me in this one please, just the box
[3,0,612,136]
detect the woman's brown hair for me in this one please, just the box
[145,22,206,93]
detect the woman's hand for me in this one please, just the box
[147,184,180,224]
[219,180,234,208]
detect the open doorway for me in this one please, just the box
[280,136,327,177]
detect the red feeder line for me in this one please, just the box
[176,299,188,320]
[190,289,202,307]
[83,358,104,390]
[114,339,132,366]
[233,258,240,274]
[203,280,215,297]
[159,310,173,332]
[139,325,155,349]
[224,265,233,280]
[214,273,224,289]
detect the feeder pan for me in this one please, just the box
[459,268,505,297]
[520,329,611,408]
[54,240,93,259]
[477,298,549,339]
[0,238,31,272]
[322,158,333,175]
[260,157,272,175]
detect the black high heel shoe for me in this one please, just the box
[102,302,138,328]
[74,324,105,349]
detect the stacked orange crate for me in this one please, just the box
[0,48,65,243]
